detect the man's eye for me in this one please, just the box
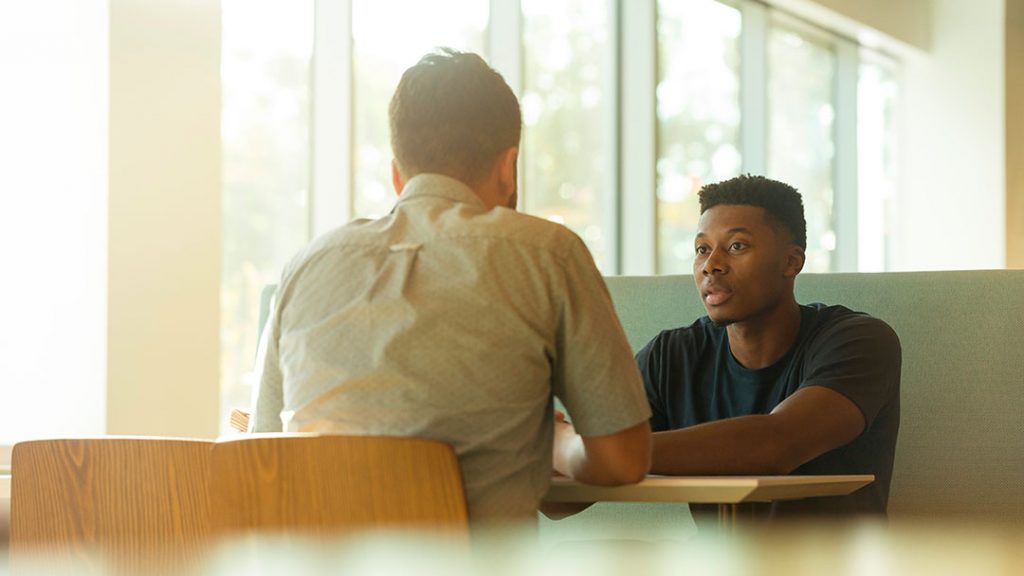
[695,246,709,255]
[729,242,746,251]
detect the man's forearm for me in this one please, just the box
[553,420,651,485]
[554,434,641,485]
[651,415,798,475]
[653,385,866,475]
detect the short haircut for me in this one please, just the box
[698,175,807,250]
[389,48,522,186]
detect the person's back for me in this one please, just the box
[252,49,652,527]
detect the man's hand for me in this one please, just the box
[551,409,651,486]
[552,409,577,477]
[545,409,597,520]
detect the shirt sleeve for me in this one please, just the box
[635,334,671,432]
[551,234,652,437]
[800,314,902,428]
[250,294,285,432]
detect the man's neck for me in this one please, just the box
[726,299,802,369]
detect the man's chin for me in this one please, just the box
[707,312,735,328]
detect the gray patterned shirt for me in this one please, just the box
[252,173,650,525]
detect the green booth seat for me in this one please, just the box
[260,270,1024,537]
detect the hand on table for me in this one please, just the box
[545,408,596,519]
[552,409,577,477]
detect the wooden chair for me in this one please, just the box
[209,434,469,538]
[10,437,212,575]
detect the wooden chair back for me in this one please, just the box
[209,434,468,537]
[10,437,212,574]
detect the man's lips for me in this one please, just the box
[702,285,733,306]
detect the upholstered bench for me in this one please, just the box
[260,270,1024,534]
[541,270,1024,540]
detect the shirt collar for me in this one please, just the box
[396,173,487,209]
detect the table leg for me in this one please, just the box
[714,502,771,531]
[718,503,738,531]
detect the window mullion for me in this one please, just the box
[488,0,522,95]
[487,0,523,216]
[605,0,621,274]
[619,0,656,275]
[834,38,859,272]
[311,0,354,237]
[740,0,767,176]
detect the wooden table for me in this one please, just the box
[543,474,874,528]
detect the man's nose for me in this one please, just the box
[702,249,727,275]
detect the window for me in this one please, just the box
[220,0,314,423]
[521,0,614,270]
[351,0,488,219]
[655,0,742,274]
[767,21,837,272]
[220,0,903,424]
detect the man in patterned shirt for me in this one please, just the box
[252,49,652,528]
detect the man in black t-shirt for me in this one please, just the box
[637,175,901,517]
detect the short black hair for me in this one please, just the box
[389,48,521,186]
[698,175,807,250]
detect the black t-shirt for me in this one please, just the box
[637,303,901,517]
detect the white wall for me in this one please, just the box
[771,0,932,51]
[788,0,1006,271]
[0,1,109,444]
[892,0,1005,270]
[107,0,222,438]
[0,0,221,444]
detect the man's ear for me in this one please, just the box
[497,146,518,192]
[784,245,806,278]
[391,159,405,196]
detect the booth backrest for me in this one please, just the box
[260,270,1024,523]
[605,270,1024,522]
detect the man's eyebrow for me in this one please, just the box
[696,227,753,239]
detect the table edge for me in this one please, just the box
[543,474,875,504]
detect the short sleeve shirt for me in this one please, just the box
[252,174,651,526]
[637,304,901,516]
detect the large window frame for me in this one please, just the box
[310,0,887,275]
[216,0,899,431]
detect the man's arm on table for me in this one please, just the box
[541,416,649,520]
[651,386,864,475]
[553,415,652,485]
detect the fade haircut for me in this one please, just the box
[698,175,807,250]
[389,48,522,186]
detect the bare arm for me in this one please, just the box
[650,386,865,475]
[554,416,652,485]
